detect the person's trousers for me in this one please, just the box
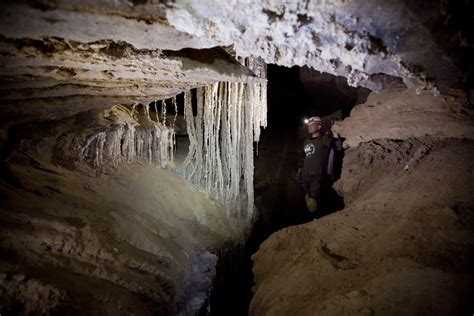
[302,175,321,199]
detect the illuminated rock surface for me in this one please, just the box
[0,0,473,314]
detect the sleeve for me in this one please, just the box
[327,148,335,176]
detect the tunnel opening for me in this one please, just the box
[255,64,370,230]
[205,65,370,315]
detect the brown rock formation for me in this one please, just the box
[250,88,474,315]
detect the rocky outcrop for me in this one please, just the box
[0,2,269,311]
[250,88,474,315]
[0,2,267,133]
[167,0,472,92]
[0,1,212,51]
[0,37,261,124]
[333,85,474,148]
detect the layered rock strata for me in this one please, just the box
[0,36,261,124]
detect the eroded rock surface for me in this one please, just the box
[0,36,260,124]
[168,0,471,92]
[2,0,472,114]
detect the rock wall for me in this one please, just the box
[0,106,245,314]
[0,2,271,312]
[250,87,474,315]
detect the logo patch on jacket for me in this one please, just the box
[304,143,315,157]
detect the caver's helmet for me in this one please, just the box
[306,116,322,125]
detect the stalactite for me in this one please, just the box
[75,56,266,224]
[162,99,167,126]
[183,57,267,224]
[78,104,175,169]
[172,95,178,149]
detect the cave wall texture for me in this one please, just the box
[1,0,474,314]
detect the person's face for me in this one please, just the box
[307,123,320,134]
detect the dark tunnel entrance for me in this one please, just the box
[207,65,370,315]
[254,65,370,230]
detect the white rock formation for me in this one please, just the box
[167,0,461,92]
[183,74,267,224]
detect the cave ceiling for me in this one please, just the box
[0,0,472,122]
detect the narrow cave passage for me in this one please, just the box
[255,65,369,231]
[207,65,369,315]
[1,1,474,314]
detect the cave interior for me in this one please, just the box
[1,1,474,315]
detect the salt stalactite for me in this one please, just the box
[172,95,178,148]
[183,57,267,224]
[162,99,167,126]
[79,104,175,169]
[172,95,178,129]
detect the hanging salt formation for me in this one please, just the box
[183,57,267,223]
[78,103,175,169]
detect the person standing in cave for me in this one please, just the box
[298,116,334,213]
